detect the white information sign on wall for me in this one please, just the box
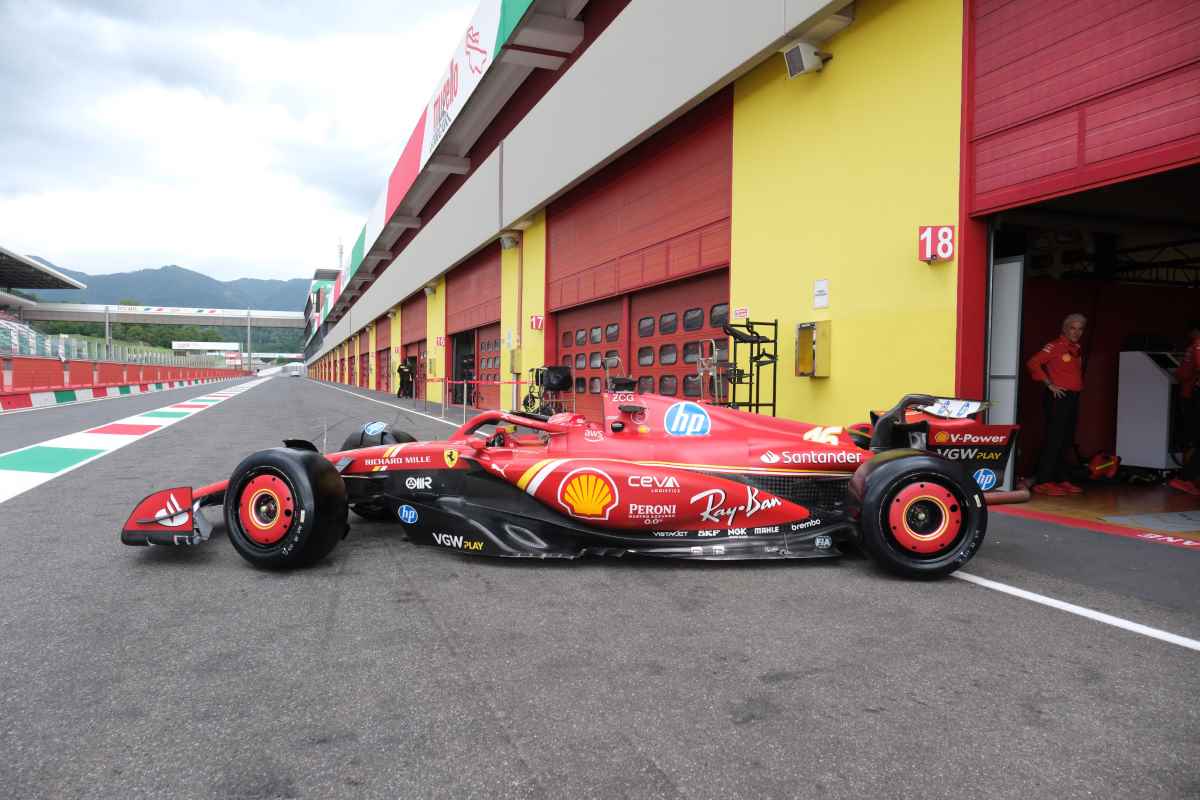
[813,279,830,309]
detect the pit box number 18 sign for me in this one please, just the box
[918,225,956,263]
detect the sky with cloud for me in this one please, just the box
[0,0,475,280]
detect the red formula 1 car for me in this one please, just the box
[121,392,1005,578]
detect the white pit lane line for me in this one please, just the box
[309,380,460,428]
[954,571,1200,653]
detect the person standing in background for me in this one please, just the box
[1027,313,1087,497]
[1169,322,1200,496]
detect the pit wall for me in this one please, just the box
[0,356,245,412]
[499,211,547,411]
[730,0,963,425]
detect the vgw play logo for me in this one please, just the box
[664,402,711,437]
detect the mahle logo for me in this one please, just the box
[664,402,711,437]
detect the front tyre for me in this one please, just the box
[849,450,986,578]
[224,448,348,569]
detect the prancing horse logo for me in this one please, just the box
[443,448,459,468]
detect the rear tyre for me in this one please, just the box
[340,423,415,521]
[849,450,986,578]
[224,448,348,569]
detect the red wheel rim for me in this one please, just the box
[238,473,295,545]
[887,481,962,555]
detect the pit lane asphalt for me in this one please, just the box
[0,377,1196,800]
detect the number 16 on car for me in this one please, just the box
[918,225,956,263]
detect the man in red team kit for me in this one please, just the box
[1169,322,1200,496]
[1027,313,1087,496]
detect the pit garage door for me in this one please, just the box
[401,292,428,400]
[630,271,729,403]
[474,323,502,409]
[358,330,370,387]
[555,297,625,422]
[374,313,391,392]
[553,270,729,421]
[968,0,1200,215]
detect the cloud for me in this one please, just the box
[0,0,475,280]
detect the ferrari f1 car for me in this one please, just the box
[122,392,1002,578]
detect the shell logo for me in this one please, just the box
[557,468,619,520]
[933,431,951,444]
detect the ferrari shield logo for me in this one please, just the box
[443,448,459,468]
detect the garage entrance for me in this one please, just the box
[400,292,427,400]
[553,270,729,421]
[984,163,1200,537]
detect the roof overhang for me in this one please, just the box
[0,245,86,290]
[319,0,590,330]
[0,288,37,308]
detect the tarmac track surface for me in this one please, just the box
[0,377,1196,800]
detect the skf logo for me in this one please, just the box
[154,494,189,528]
[443,448,459,468]
[933,431,951,444]
[405,476,432,490]
[664,402,711,436]
[557,468,619,520]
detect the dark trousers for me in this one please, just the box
[1182,393,1200,480]
[1035,390,1080,485]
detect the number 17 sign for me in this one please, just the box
[918,225,956,263]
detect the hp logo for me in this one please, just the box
[664,402,711,437]
[972,468,997,491]
[397,505,419,524]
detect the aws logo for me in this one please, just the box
[557,468,619,520]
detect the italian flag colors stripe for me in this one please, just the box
[0,377,272,506]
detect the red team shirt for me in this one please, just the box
[1026,336,1083,392]
[1178,339,1200,399]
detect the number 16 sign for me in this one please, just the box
[918,225,956,263]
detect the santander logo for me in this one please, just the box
[759,451,782,464]
[154,494,189,528]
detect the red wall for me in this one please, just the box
[374,313,391,350]
[545,88,732,312]
[1014,278,1200,475]
[401,293,427,345]
[446,243,502,334]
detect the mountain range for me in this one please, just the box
[28,259,310,312]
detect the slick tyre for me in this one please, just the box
[849,450,986,579]
[224,448,348,569]
[340,424,414,521]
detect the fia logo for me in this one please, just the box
[664,402,711,437]
[398,505,419,524]
[972,468,997,491]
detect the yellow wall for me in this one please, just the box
[426,277,447,404]
[367,321,376,388]
[731,0,962,425]
[389,306,402,394]
[500,212,548,410]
